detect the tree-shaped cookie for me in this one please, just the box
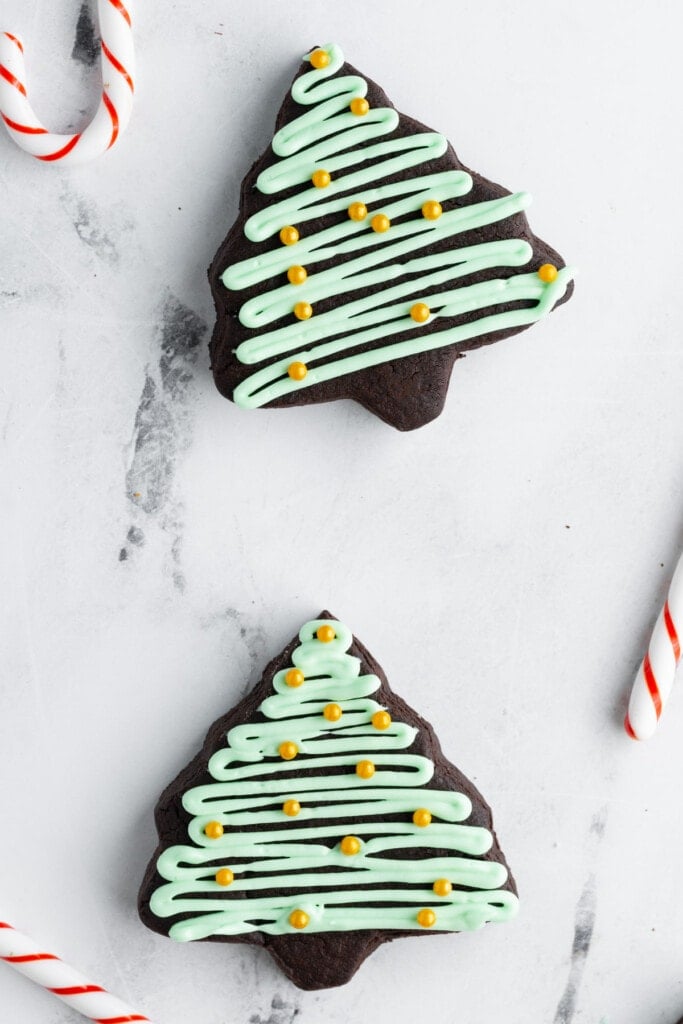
[209,43,574,430]
[139,614,518,989]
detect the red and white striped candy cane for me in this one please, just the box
[0,921,155,1023]
[625,552,683,740]
[0,0,134,165]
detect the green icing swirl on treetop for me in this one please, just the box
[149,618,518,939]
[222,43,574,410]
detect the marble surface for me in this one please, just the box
[1,2,683,1022]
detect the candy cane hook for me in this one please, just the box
[0,0,135,165]
[0,921,156,1023]
[625,553,683,740]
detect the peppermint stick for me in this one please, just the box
[625,553,683,740]
[0,0,134,164]
[0,921,155,1023]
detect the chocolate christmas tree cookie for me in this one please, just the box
[139,614,518,989]
[209,43,575,430]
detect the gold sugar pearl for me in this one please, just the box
[204,821,224,840]
[285,668,305,687]
[287,361,308,381]
[283,799,301,817]
[422,200,443,220]
[280,225,299,246]
[348,201,367,222]
[309,49,330,69]
[371,213,391,233]
[417,908,436,928]
[287,265,308,286]
[340,836,361,856]
[293,301,313,321]
[371,710,392,731]
[538,263,558,283]
[316,624,336,643]
[279,741,299,761]
[413,808,432,827]
[323,703,343,722]
[410,302,431,324]
[215,868,234,887]
[356,759,375,780]
[350,97,370,116]
[289,909,310,929]
[433,878,452,898]
[311,169,332,188]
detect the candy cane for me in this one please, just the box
[0,922,156,1023]
[0,0,134,165]
[625,553,683,740]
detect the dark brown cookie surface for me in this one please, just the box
[209,44,574,430]
[139,613,518,989]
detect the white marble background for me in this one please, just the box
[1,1,683,1022]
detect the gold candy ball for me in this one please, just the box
[309,49,330,69]
[289,909,310,929]
[293,302,313,321]
[340,835,361,856]
[287,361,308,381]
[356,759,375,779]
[371,213,391,233]
[433,878,452,897]
[371,710,392,731]
[538,263,558,283]
[312,169,331,188]
[422,200,443,220]
[348,201,368,222]
[280,225,299,246]
[410,302,431,324]
[287,265,307,286]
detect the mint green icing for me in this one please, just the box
[149,618,519,940]
[221,43,574,410]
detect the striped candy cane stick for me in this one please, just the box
[625,553,683,740]
[0,922,156,1023]
[0,0,134,164]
